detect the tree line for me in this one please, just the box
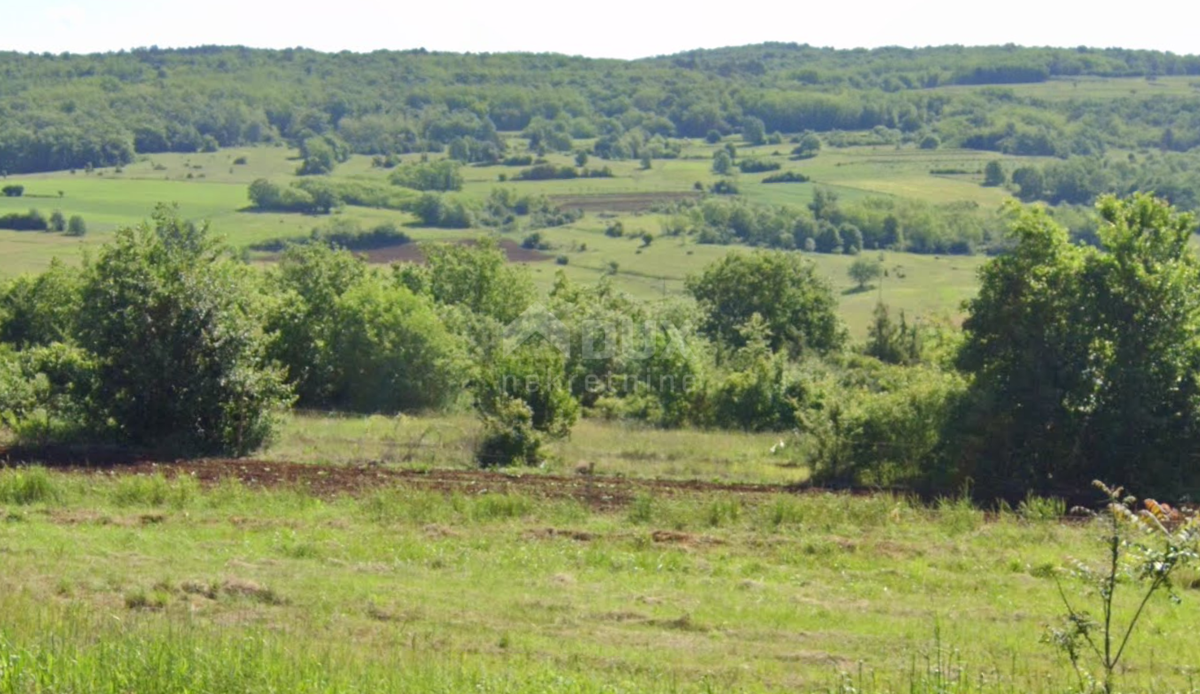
[3,196,1200,500]
[2,44,1198,181]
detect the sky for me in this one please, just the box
[1,0,1197,59]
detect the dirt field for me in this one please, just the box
[27,456,808,510]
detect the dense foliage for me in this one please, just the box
[2,44,1199,195]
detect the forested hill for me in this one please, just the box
[2,43,1200,177]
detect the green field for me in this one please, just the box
[0,140,1001,336]
[2,450,1198,693]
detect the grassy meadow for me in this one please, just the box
[2,460,1200,693]
[0,138,1004,336]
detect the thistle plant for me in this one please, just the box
[1044,481,1200,694]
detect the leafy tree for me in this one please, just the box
[389,160,464,192]
[954,195,1200,497]
[574,150,589,167]
[808,187,841,223]
[848,256,883,289]
[49,210,66,232]
[742,116,766,146]
[66,215,87,237]
[76,204,292,454]
[1011,165,1044,201]
[865,302,922,365]
[712,150,733,175]
[983,160,1006,187]
[686,250,845,356]
[791,133,821,159]
[266,244,367,406]
[2,185,24,197]
[396,237,534,323]
[0,259,82,348]
[474,340,579,467]
[330,278,468,413]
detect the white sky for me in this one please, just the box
[2,0,1197,59]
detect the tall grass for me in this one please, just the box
[0,467,58,505]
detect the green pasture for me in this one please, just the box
[2,461,1198,693]
[1,141,1005,334]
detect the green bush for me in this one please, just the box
[474,341,579,467]
[76,205,293,455]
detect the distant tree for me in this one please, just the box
[865,302,922,365]
[705,130,722,144]
[1012,166,1044,201]
[712,150,733,175]
[742,116,766,146]
[814,221,843,253]
[792,133,821,159]
[808,188,842,223]
[842,224,864,254]
[574,150,589,167]
[848,256,883,289]
[66,216,87,237]
[686,250,845,355]
[2,185,24,198]
[475,340,579,467]
[983,160,1006,187]
[389,160,464,192]
[49,210,66,232]
[640,153,652,170]
[919,134,940,150]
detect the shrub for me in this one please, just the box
[329,278,468,413]
[76,205,293,455]
[737,159,781,174]
[65,215,87,237]
[761,171,811,184]
[2,184,24,197]
[0,210,48,231]
[474,341,579,467]
[389,160,464,192]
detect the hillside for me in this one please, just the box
[1,43,1199,332]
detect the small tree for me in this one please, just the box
[742,116,766,146]
[848,256,883,290]
[2,184,24,197]
[792,133,821,159]
[712,150,733,176]
[983,160,1006,187]
[686,250,845,356]
[1046,481,1200,694]
[574,150,589,167]
[475,340,579,467]
[66,215,87,237]
[49,210,66,233]
[76,204,292,455]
